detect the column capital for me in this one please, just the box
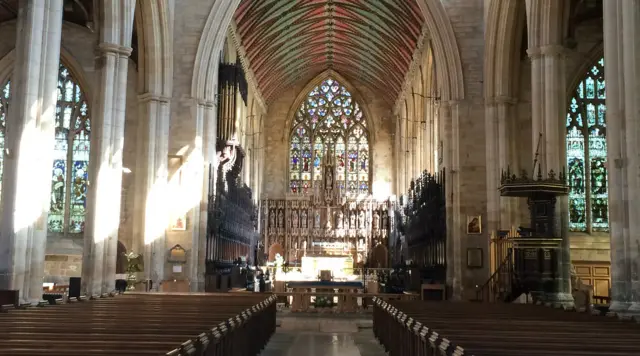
[138,92,171,103]
[97,43,132,57]
[539,44,567,57]
[486,96,518,106]
[526,47,542,59]
[439,100,461,109]
[197,99,216,108]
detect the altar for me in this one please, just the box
[300,255,354,280]
[260,147,394,269]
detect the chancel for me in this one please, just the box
[0,0,639,355]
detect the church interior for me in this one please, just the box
[1,0,640,355]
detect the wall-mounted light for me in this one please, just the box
[122,167,132,174]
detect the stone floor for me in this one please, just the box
[259,330,387,356]
[259,314,387,356]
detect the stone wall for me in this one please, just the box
[43,255,82,284]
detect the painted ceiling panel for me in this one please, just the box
[233,0,425,104]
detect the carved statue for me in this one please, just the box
[291,210,299,228]
[358,210,365,229]
[325,169,333,190]
[314,210,321,228]
[278,210,284,228]
[301,209,308,228]
[349,212,356,229]
[372,211,380,230]
[269,211,275,227]
[336,211,344,229]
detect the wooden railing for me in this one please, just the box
[475,230,564,303]
[272,291,418,313]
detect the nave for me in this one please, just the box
[259,324,386,356]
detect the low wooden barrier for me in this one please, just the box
[0,292,276,355]
[372,298,640,356]
[272,291,418,312]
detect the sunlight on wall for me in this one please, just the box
[372,181,391,201]
[92,147,124,243]
[164,138,205,233]
[144,163,169,245]
[14,120,46,232]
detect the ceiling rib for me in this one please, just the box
[233,0,425,104]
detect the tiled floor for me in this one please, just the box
[259,330,387,356]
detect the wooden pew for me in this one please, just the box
[372,298,640,356]
[0,292,277,355]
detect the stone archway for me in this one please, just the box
[190,0,467,291]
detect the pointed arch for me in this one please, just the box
[135,0,173,97]
[484,0,526,102]
[0,49,92,234]
[287,75,372,196]
[566,55,608,233]
[285,70,376,142]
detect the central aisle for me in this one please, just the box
[259,330,387,356]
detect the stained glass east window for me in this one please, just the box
[289,78,371,196]
[566,57,608,232]
[0,63,90,234]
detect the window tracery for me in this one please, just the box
[0,63,90,234]
[566,57,608,232]
[289,78,370,196]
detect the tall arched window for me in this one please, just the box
[0,63,90,234]
[566,57,608,232]
[289,78,371,196]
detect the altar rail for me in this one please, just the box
[272,291,418,313]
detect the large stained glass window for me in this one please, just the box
[289,78,370,196]
[566,57,608,232]
[49,64,91,234]
[0,64,90,234]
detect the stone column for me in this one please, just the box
[495,97,518,228]
[484,99,500,237]
[82,1,135,296]
[541,44,573,306]
[189,100,216,292]
[621,0,640,316]
[527,48,545,167]
[441,101,462,299]
[0,0,63,303]
[133,93,171,289]
[603,0,631,315]
[400,117,408,192]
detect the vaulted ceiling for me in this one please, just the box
[233,0,425,105]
